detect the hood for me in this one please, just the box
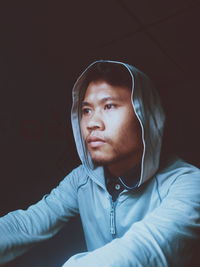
[71,60,165,188]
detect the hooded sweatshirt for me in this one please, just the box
[0,60,199,267]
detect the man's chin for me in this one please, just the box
[88,149,119,166]
[89,153,107,165]
[92,159,108,166]
[90,155,116,166]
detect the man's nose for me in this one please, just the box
[87,112,104,131]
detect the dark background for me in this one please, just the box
[0,0,200,266]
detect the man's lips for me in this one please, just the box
[86,136,106,148]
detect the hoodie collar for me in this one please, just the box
[105,165,140,189]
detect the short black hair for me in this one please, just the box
[84,62,132,89]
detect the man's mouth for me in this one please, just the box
[87,136,106,148]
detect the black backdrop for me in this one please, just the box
[0,1,200,266]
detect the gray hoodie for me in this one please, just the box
[0,60,200,266]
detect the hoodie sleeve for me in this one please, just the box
[0,167,81,264]
[62,171,200,267]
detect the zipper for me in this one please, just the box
[110,200,116,236]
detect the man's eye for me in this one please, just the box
[104,104,116,110]
[82,108,91,115]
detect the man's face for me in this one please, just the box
[80,81,143,174]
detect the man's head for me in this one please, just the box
[80,62,143,176]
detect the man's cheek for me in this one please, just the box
[80,126,87,140]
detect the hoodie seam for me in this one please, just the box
[155,175,162,203]
[77,176,89,192]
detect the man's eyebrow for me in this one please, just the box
[81,96,123,107]
[99,96,122,103]
[81,101,92,107]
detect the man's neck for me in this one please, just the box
[107,153,141,178]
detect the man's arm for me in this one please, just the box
[63,171,200,267]
[0,167,81,264]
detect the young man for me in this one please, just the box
[0,60,200,266]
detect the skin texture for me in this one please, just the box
[80,80,143,177]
